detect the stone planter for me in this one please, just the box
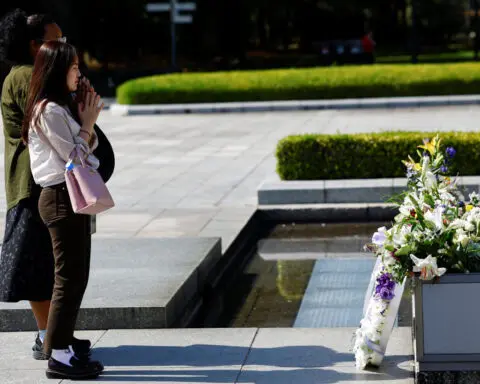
[413,274,480,373]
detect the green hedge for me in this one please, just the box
[276,132,480,180]
[117,63,480,104]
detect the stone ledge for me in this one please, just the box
[258,178,480,205]
[0,237,221,331]
[258,203,397,223]
[110,95,480,116]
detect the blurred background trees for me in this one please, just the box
[1,0,475,94]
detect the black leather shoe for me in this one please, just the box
[75,354,105,372]
[71,338,104,372]
[46,355,103,380]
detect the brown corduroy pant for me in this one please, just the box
[38,182,91,353]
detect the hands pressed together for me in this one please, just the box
[76,77,104,139]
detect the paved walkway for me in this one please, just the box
[0,328,413,383]
[1,105,479,248]
[97,106,480,247]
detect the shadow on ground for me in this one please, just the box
[91,344,412,383]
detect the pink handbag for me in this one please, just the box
[65,148,115,215]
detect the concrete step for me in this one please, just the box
[258,177,480,205]
[0,237,221,331]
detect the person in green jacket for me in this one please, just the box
[0,9,92,361]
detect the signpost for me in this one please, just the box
[146,1,196,69]
[475,0,479,61]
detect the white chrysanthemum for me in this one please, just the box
[465,222,475,232]
[363,328,377,342]
[449,219,466,229]
[469,207,480,217]
[355,349,369,369]
[383,251,397,267]
[438,189,456,202]
[354,329,363,343]
[354,338,364,351]
[469,192,480,202]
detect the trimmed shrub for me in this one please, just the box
[276,132,480,180]
[117,63,480,105]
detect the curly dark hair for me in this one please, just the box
[0,9,55,66]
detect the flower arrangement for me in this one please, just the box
[354,135,480,369]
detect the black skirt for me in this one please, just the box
[0,196,54,302]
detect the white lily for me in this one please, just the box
[410,254,447,280]
[424,207,444,231]
[424,170,437,189]
[455,232,470,247]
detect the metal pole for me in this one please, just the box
[170,0,177,70]
[411,0,418,63]
[475,0,479,61]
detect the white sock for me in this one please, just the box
[51,346,75,366]
[38,329,47,343]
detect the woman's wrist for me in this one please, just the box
[79,127,92,142]
[80,123,93,134]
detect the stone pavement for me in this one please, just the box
[0,328,413,383]
[1,105,479,248]
[90,105,480,249]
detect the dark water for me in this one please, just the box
[210,222,411,328]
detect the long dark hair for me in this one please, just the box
[22,41,78,143]
[0,9,55,66]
